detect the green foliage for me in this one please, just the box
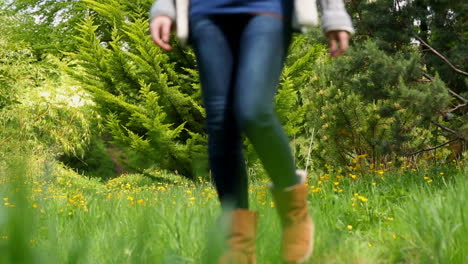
[301,40,451,167]
[346,0,467,142]
[0,31,37,110]
[5,0,85,58]
[68,0,206,178]
[0,42,94,163]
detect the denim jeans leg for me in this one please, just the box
[190,15,249,209]
[234,15,297,189]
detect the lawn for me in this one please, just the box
[0,157,466,264]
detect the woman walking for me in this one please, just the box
[149,0,353,263]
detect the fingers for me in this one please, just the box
[329,36,339,57]
[338,31,349,54]
[162,20,171,43]
[150,16,173,51]
[327,31,350,58]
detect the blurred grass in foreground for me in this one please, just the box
[0,155,466,264]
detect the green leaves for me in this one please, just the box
[68,1,207,178]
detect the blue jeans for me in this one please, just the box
[190,14,297,209]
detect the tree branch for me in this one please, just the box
[405,138,460,156]
[431,121,465,140]
[416,36,468,77]
[446,102,468,113]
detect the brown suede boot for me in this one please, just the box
[218,209,258,264]
[271,170,314,264]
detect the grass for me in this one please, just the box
[0,156,466,264]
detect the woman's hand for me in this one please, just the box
[326,30,350,58]
[150,16,174,51]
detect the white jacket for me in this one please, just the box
[150,0,354,43]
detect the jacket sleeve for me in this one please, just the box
[149,0,176,22]
[320,0,355,34]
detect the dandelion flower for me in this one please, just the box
[387,217,394,221]
[358,196,368,202]
[32,204,39,209]
[392,234,397,239]
[368,242,373,247]
[347,225,353,230]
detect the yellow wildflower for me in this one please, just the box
[347,225,353,230]
[333,181,340,186]
[358,196,368,202]
[189,197,196,201]
[392,234,397,239]
[387,217,394,221]
[32,204,39,209]
[312,187,321,193]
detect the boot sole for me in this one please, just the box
[296,218,314,263]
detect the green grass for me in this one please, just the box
[0,157,466,264]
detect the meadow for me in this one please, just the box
[0,156,466,264]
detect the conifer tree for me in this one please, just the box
[68,0,206,178]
